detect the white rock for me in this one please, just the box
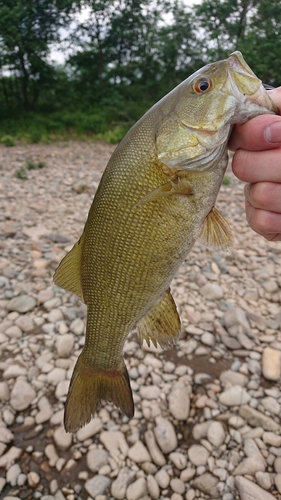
[155,468,170,489]
[76,417,103,441]
[262,432,281,447]
[0,447,22,469]
[27,471,40,487]
[47,367,66,385]
[56,334,75,357]
[170,478,185,494]
[111,467,136,500]
[154,417,177,454]
[6,326,22,338]
[169,452,187,470]
[139,385,160,400]
[147,474,160,499]
[168,381,190,420]
[86,448,109,472]
[220,370,248,387]
[8,295,36,313]
[240,404,280,431]
[223,307,250,332]
[235,475,276,500]
[219,385,250,406]
[126,477,147,500]
[200,283,223,300]
[128,440,151,463]
[275,474,281,494]
[15,315,34,332]
[6,463,21,486]
[70,317,85,335]
[255,471,272,490]
[85,475,111,498]
[262,347,281,381]
[261,396,280,415]
[53,425,72,450]
[0,382,9,401]
[100,431,128,456]
[187,444,209,466]
[3,365,27,379]
[207,421,225,447]
[192,473,219,498]
[10,379,36,411]
[0,428,14,444]
[201,332,215,346]
[144,430,166,466]
[45,444,59,467]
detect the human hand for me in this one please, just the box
[229,87,281,241]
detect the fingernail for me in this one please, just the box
[265,121,281,143]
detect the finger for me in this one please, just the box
[232,147,281,183]
[228,87,281,152]
[245,199,281,241]
[245,182,281,213]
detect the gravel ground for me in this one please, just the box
[1,140,281,500]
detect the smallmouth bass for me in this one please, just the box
[54,51,278,432]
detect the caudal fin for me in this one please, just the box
[64,355,134,433]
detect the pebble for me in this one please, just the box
[262,347,281,381]
[219,385,251,406]
[168,380,190,420]
[200,283,223,300]
[10,379,36,411]
[85,475,111,497]
[3,142,281,500]
[8,295,36,313]
[154,417,178,453]
[235,476,276,500]
[187,445,209,466]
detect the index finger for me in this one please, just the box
[228,87,281,151]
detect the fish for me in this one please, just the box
[54,51,278,433]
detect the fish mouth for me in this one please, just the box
[226,51,279,115]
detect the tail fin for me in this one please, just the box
[64,354,134,433]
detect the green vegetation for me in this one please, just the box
[15,159,46,179]
[0,0,280,145]
[222,176,231,186]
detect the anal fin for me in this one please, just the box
[137,289,181,349]
[54,232,85,302]
[198,206,233,250]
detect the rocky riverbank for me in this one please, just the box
[1,141,281,500]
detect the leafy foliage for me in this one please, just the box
[0,0,280,142]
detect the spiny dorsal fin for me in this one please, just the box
[198,206,233,250]
[137,289,181,349]
[53,232,85,302]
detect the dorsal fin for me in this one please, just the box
[53,232,85,302]
[198,206,233,250]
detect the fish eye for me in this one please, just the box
[193,77,212,94]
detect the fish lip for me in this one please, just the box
[263,83,275,90]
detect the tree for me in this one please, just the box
[0,0,77,110]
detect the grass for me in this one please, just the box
[15,159,46,180]
[222,175,231,186]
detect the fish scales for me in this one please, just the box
[54,51,278,432]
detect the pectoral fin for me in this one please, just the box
[137,173,193,205]
[198,206,233,250]
[137,289,181,349]
[53,232,85,302]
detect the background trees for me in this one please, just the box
[0,0,280,142]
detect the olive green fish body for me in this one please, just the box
[54,52,278,432]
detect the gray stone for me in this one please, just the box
[220,370,248,387]
[168,380,190,420]
[207,421,225,447]
[85,475,111,498]
[235,476,276,500]
[126,477,147,500]
[200,283,223,300]
[144,430,166,466]
[154,417,177,454]
[56,334,75,357]
[111,467,136,500]
[187,444,209,466]
[223,307,250,332]
[76,417,103,441]
[155,468,170,489]
[139,385,160,400]
[239,405,280,432]
[86,448,109,472]
[8,295,36,313]
[128,440,151,463]
[219,385,250,406]
[147,474,160,500]
[262,347,281,381]
[193,473,219,498]
[10,379,36,411]
[53,425,72,450]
